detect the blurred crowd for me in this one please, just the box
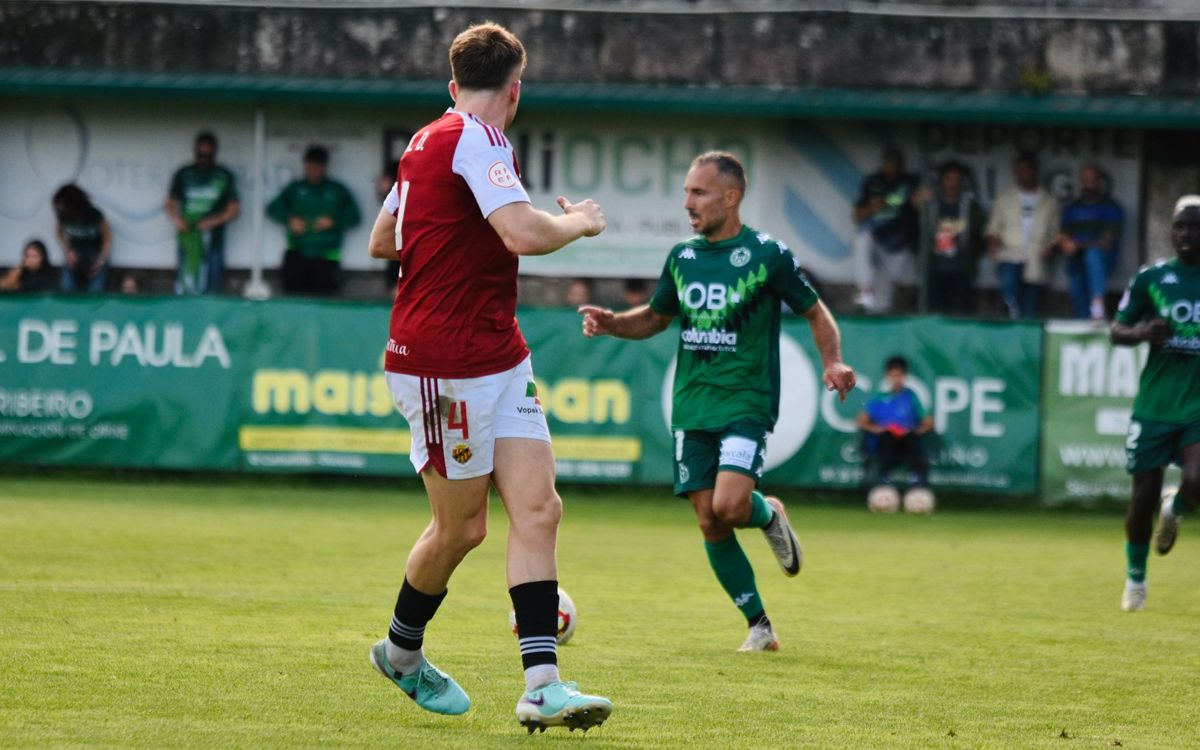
[2,132,1126,321]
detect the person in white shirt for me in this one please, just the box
[985,152,1061,318]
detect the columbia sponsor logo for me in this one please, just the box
[386,339,409,356]
[679,248,697,260]
[680,329,738,346]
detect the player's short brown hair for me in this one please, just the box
[692,151,747,197]
[449,22,527,91]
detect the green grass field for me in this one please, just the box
[1,477,1197,749]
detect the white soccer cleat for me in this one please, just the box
[761,495,802,576]
[1121,580,1147,612]
[1155,487,1181,556]
[737,622,780,652]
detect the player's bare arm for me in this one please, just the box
[1111,318,1172,347]
[803,300,856,400]
[489,196,605,257]
[578,304,672,340]
[367,205,399,259]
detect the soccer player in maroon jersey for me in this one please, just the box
[365,23,612,733]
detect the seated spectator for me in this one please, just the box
[565,278,592,307]
[1060,164,1124,320]
[166,131,240,295]
[119,272,142,295]
[0,239,58,293]
[268,145,362,296]
[54,185,111,293]
[852,146,920,313]
[986,152,1060,319]
[918,161,986,315]
[622,278,650,308]
[858,356,933,492]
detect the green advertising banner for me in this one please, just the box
[1040,321,1147,505]
[0,297,1042,494]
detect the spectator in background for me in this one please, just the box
[1,239,58,293]
[565,278,592,307]
[918,161,986,315]
[1061,164,1124,320]
[621,278,650,308]
[54,185,111,293]
[986,152,1060,318]
[858,355,932,491]
[268,145,362,296]
[119,272,142,295]
[166,132,240,294]
[852,146,920,313]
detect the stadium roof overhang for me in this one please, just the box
[3,67,1199,130]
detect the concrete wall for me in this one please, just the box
[1,2,1197,95]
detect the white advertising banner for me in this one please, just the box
[0,98,1142,287]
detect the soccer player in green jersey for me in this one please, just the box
[579,152,856,650]
[1111,195,1200,611]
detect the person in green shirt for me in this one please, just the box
[578,151,856,652]
[165,132,240,295]
[1111,195,1200,612]
[267,145,362,296]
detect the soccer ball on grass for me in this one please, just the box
[509,586,577,645]
[902,486,936,514]
[867,484,901,513]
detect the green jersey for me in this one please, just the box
[649,225,819,432]
[168,164,238,252]
[267,178,361,260]
[1115,258,1200,424]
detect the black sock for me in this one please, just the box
[509,580,559,669]
[388,577,447,650]
[748,611,771,629]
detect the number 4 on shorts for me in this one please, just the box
[448,401,469,439]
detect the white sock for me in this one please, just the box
[524,663,560,692]
[1090,299,1105,319]
[385,640,423,675]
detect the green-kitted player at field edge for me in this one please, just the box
[1111,195,1200,612]
[579,151,856,650]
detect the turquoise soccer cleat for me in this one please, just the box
[515,680,612,733]
[369,639,470,716]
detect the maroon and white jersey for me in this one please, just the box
[384,110,532,378]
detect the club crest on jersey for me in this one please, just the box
[452,443,473,464]
[487,161,518,189]
[730,248,751,267]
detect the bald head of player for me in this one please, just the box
[684,151,746,243]
[447,22,527,131]
[1172,195,1200,266]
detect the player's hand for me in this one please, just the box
[170,215,189,233]
[578,305,615,338]
[288,216,307,234]
[823,362,856,402]
[65,250,77,269]
[313,216,334,231]
[557,196,606,237]
[1142,318,1173,345]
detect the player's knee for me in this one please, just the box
[711,494,748,526]
[516,491,563,534]
[432,515,488,555]
[696,512,727,541]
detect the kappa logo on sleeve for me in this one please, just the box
[487,161,519,189]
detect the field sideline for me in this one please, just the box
[1,477,1197,749]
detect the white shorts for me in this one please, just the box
[386,354,551,480]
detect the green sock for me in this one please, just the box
[1126,541,1149,583]
[704,534,764,622]
[746,490,775,529]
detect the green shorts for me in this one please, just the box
[672,421,768,498]
[1125,417,1200,474]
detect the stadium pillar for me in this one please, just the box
[244,105,271,300]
